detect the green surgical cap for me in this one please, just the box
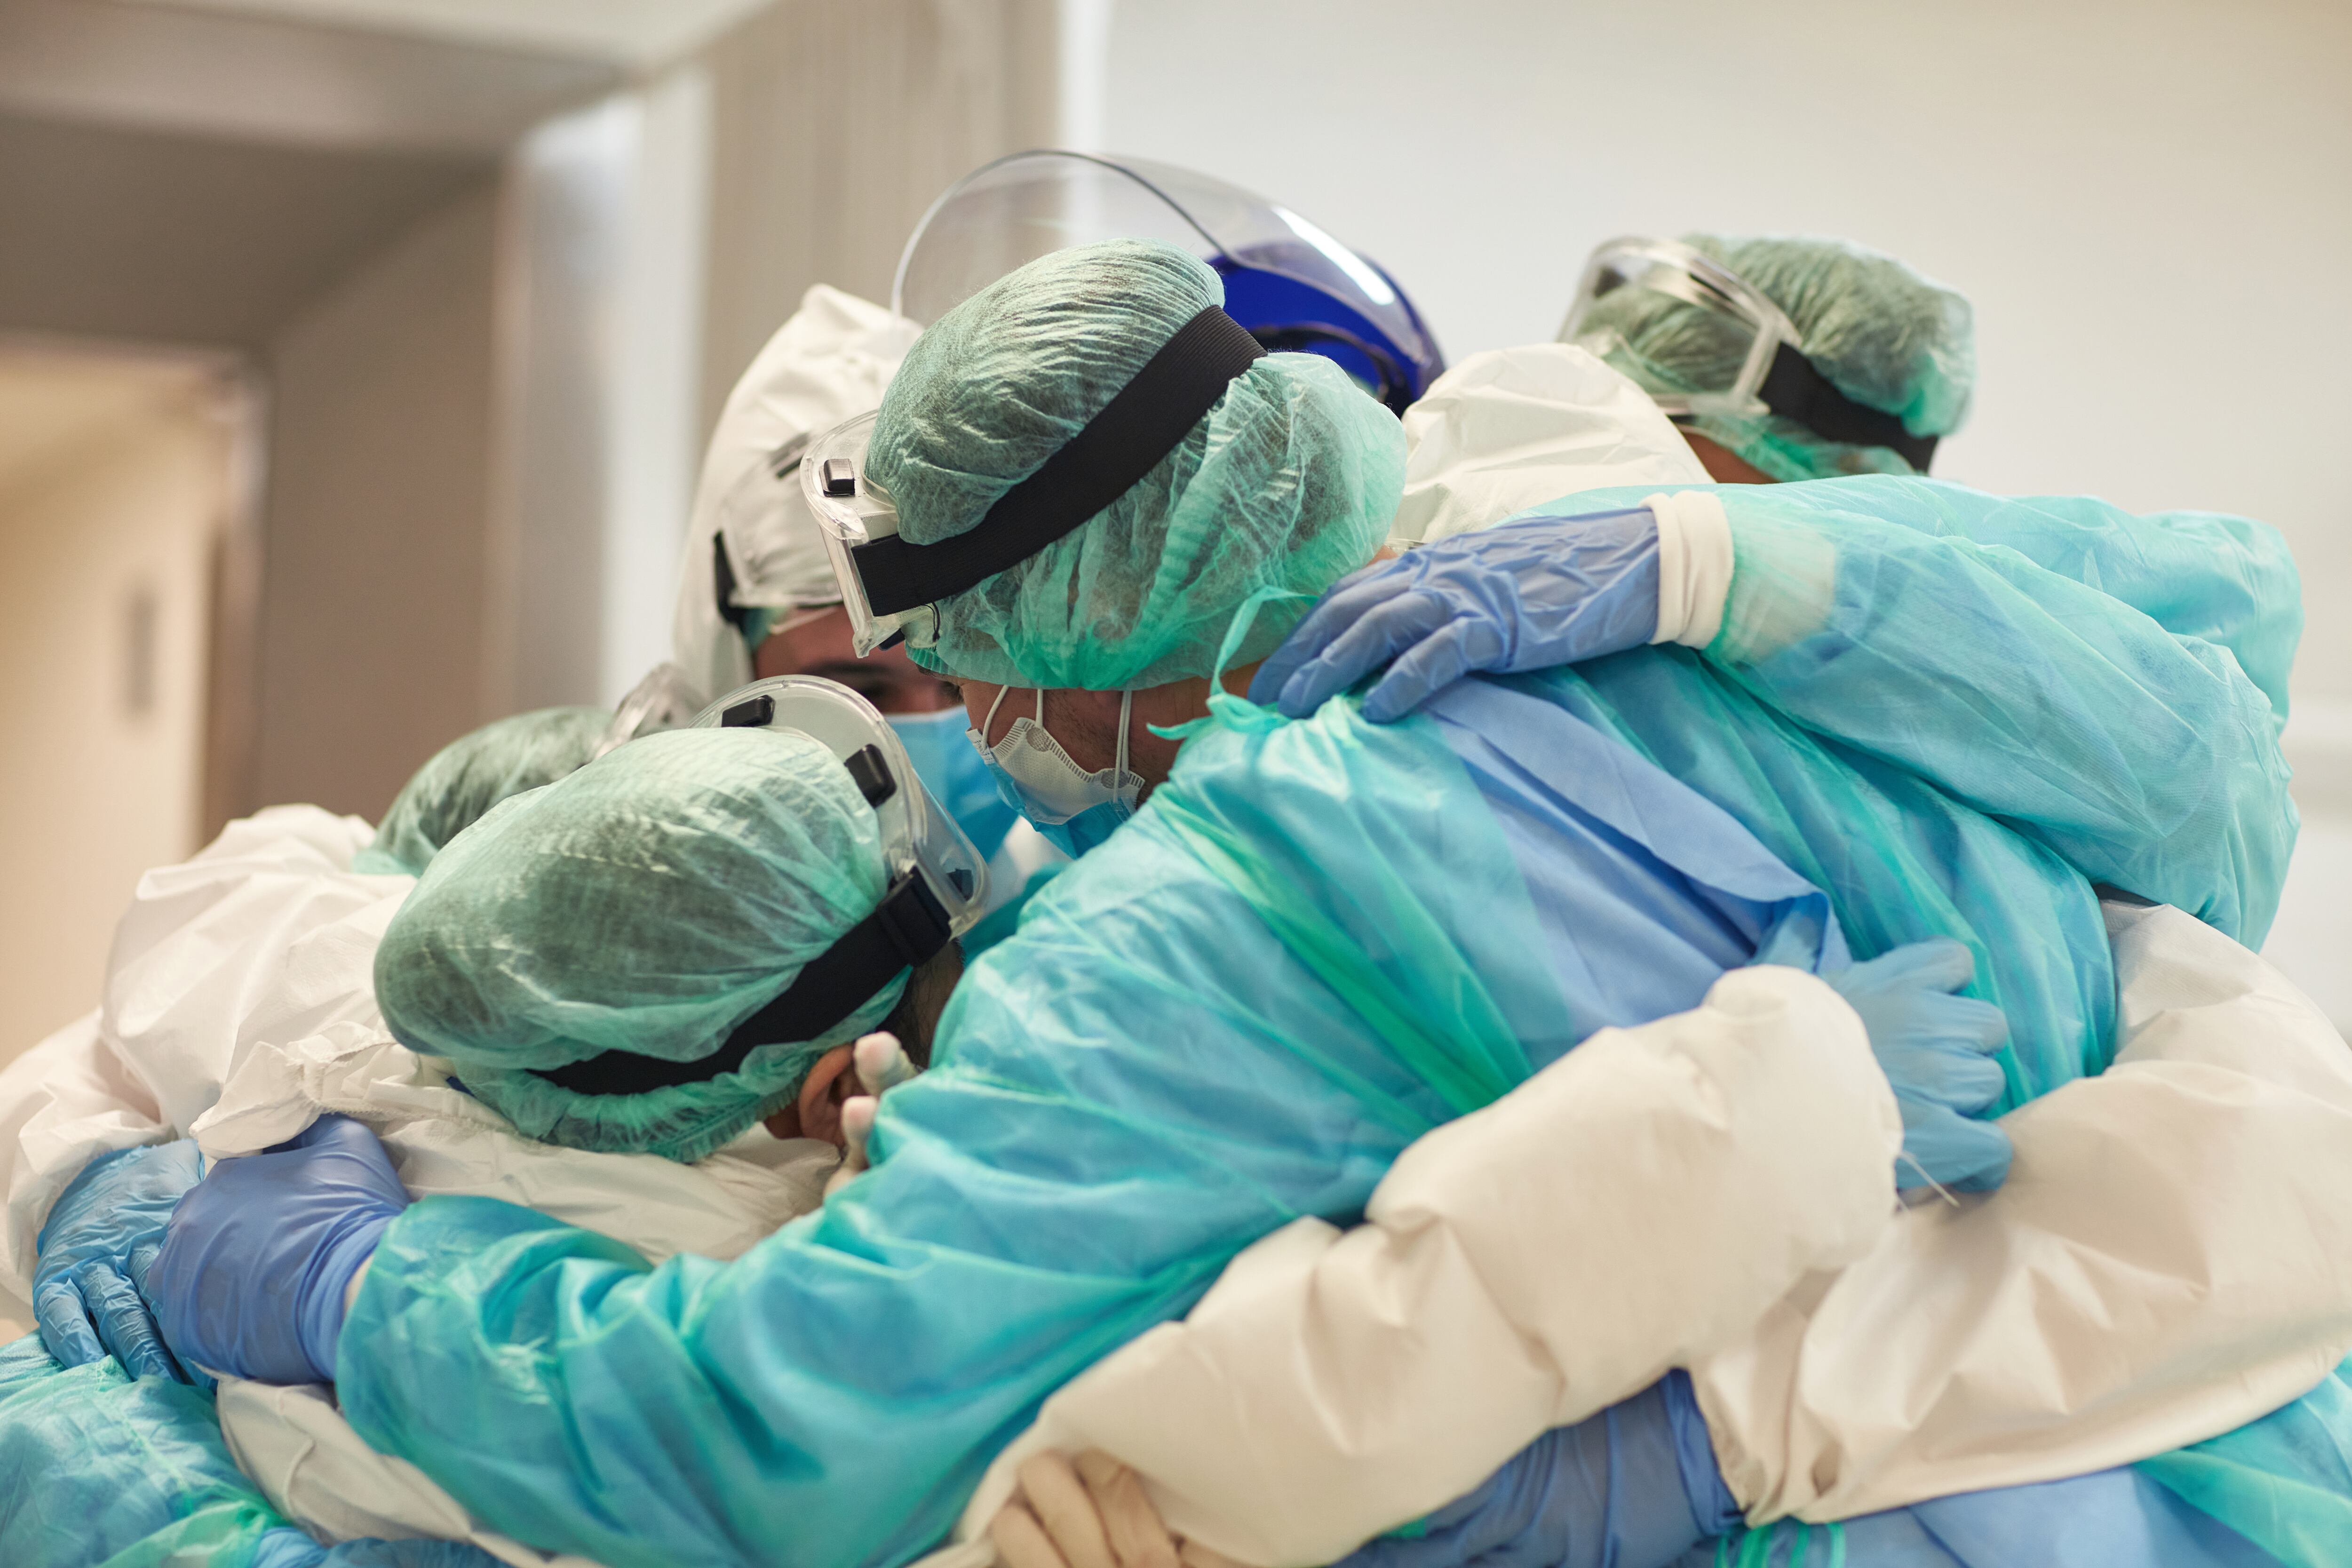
[869,239,1406,691]
[1586,234,1975,482]
[354,707,610,877]
[373,727,902,1163]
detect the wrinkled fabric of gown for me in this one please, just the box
[0,1334,501,1568]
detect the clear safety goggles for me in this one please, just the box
[1557,237,1801,421]
[800,412,917,656]
[894,150,1441,413]
[1557,236,1940,469]
[688,674,991,939]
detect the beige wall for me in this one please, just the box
[251,177,505,822]
[0,354,233,1061]
[695,0,1063,440]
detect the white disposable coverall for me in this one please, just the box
[669,284,913,703]
[0,807,826,1566]
[1388,343,1710,547]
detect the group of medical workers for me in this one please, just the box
[3,151,2348,1568]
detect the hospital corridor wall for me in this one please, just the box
[0,347,237,1072]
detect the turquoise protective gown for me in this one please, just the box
[0,1333,497,1568]
[333,479,2302,1568]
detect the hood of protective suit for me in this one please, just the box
[671,284,915,702]
[1391,343,1709,547]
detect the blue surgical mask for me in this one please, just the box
[969,688,1143,860]
[888,708,1018,862]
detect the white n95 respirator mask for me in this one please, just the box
[969,687,1142,860]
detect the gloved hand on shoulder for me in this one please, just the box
[1821,938,2013,1194]
[146,1114,410,1385]
[1252,506,1664,721]
[34,1140,205,1382]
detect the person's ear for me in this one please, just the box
[768,1045,858,1147]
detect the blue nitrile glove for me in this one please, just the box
[34,1140,204,1382]
[1251,506,1661,722]
[1822,939,2013,1193]
[147,1114,409,1385]
[1330,1372,1739,1568]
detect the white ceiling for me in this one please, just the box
[0,0,620,153]
[117,0,777,65]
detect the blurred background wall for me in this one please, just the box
[1097,0,2352,1020]
[0,345,238,1052]
[0,0,2341,1059]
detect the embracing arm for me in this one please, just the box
[1700,900,2352,1524]
[1697,478,2296,945]
[947,966,1900,1568]
[1693,479,2296,945]
[1257,479,2297,945]
[960,906,2352,1568]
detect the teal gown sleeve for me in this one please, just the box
[1689,477,2295,947]
[0,1332,497,1568]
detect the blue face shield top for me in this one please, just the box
[888,708,1020,862]
[968,687,1143,860]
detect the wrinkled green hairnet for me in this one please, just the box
[870,239,1405,691]
[1583,234,1975,482]
[373,727,902,1162]
[353,707,611,877]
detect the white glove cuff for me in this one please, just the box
[1646,491,1735,649]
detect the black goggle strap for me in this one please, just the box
[1757,342,1939,471]
[531,869,951,1099]
[851,305,1266,616]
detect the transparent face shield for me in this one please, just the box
[688,673,990,938]
[894,150,1442,413]
[1556,236,1803,420]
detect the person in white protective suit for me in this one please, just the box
[0,745,879,1561]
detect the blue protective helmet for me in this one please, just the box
[894,151,1443,414]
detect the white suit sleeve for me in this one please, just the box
[0,1012,170,1305]
[948,966,1902,1567]
[1696,901,2352,1522]
[1390,343,1709,548]
[103,805,405,1134]
[0,804,389,1303]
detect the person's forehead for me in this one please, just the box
[759,607,952,697]
[769,606,859,670]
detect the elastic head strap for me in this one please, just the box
[853,306,1267,616]
[530,869,951,1099]
[1758,342,1939,471]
